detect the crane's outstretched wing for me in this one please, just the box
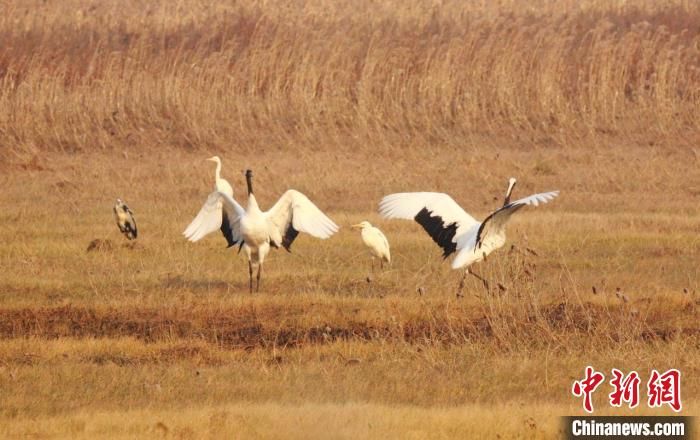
[474,190,559,249]
[379,192,479,258]
[264,190,339,251]
[183,191,245,244]
[216,178,237,247]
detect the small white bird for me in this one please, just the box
[351,221,391,271]
[184,169,339,292]
[206,156,237,248]
[379,178,558,270]
[114,198,137,240]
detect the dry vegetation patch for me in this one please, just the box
[0,299,698,350]
[1,0,700,159]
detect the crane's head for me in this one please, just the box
[351,221,372,230]
[206,156,221,164]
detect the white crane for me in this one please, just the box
[379,178,558,286]
[206,156,237,247]
[183,169,339,292]
[351,221,391,271]
[114,198,137,240]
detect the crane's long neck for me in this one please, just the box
[247,193,261,213]
[504,178,517,206]
[246,171,254,196]
[244,170,261,212]
[214,160,222,182]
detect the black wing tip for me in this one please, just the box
[220,211,237,247]
[414,207,458,258]
[223,237,237,248]
[282,225,299,252]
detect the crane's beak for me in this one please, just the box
[206,157,216,162]
[351,224,363,229]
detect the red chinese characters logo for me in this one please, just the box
[572,366,605,413]
[609,368,640,408]
[648,369,682,412]
[572,367,682,412]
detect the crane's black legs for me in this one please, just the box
[456,270,467,297]
[468,267,490,290]
[256,264,262,292]
[457,267,490,297]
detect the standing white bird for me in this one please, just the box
[114,198,137,240]
[206,156,237,248]
[183,169,339,292]
[351,221,391,271]
[378,178,558,271]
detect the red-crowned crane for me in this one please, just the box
[379,178,558,288]
[184,169,339,292]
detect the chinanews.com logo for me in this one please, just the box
[565,366,693,439]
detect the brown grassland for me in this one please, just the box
[1,0,699,438]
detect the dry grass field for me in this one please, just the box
[1,0,699,438]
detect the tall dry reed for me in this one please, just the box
[1,0,699,160]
